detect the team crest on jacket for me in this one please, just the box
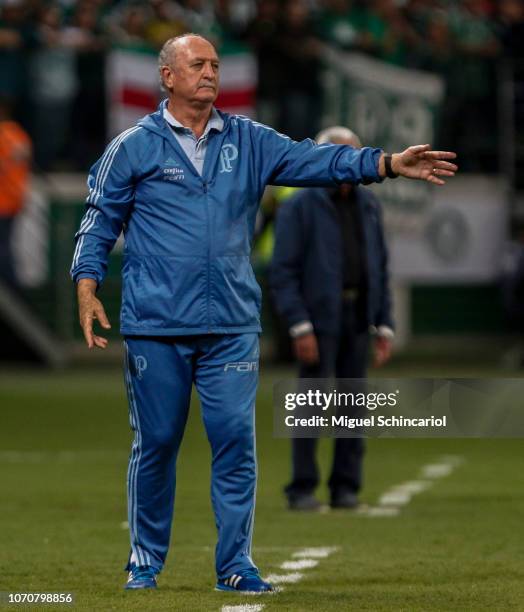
[219,144,238,173]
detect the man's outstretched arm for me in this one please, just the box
[253,123,457,188]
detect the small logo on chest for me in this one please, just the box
[163,157,185,181]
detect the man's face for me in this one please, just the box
[162,38,220,106]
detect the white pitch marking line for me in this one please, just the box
[120,521,129,530]
[376,480,432,507]
[378,490,413,506]
[393,480,432,494]
[266,546,339,583]
[222,605,264,612]
[203,546,297,552]
[421,463,453,478]
[264,572,304,584]
[280,559,318,570]
[292,546,339,558]
[358,455,464,517]
[221,547,338,611]
[359,506,400,517]
[439,454,464,467]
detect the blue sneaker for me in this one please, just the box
[216,569,273,593]
[124,565,157,590]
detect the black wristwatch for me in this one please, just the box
[384,154,398,179]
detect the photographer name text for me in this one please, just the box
[284,414,447,429]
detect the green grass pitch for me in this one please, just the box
[1,365,523,611]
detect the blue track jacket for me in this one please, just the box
[71,100,383,335]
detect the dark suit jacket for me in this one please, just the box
[269,186,393,335]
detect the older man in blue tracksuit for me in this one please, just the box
[70,34,457,592]
[270,127,394,512]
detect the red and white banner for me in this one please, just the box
[106,47,257,136]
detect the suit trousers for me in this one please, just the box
[286,299,369,498]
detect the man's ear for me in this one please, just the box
[161,66,174,91]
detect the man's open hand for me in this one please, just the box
[77,278,111,349]
[388,145,458,185]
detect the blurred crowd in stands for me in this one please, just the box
[1,0,523,172]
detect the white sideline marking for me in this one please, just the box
[222,606,264,612]
[378,491,412,506]
[359,455,464,517]
[393,480,431,494]
[202,546,299,552]
[357,506,400,517]
[421,463,453,478]
[292,546,339,558]
[264,572,304,584]
[439,455,464,467]
[280,559,318,570]
[221,546,339,611]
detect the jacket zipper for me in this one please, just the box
[203,180,211,331]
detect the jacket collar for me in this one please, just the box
[137,99,229,138]
[163,104,224,135]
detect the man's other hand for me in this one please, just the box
[385,145,458,186]
[373,336,392,368]
[293,333,319,365]
[77,278,111,349]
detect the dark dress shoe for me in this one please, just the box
[288,493,323,511]
[331,490,359,509]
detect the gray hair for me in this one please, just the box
[316,126,362,148]
[158,33,211,91]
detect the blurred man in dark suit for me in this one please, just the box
[270,126,394,511]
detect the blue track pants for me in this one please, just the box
[123,333,259,579]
